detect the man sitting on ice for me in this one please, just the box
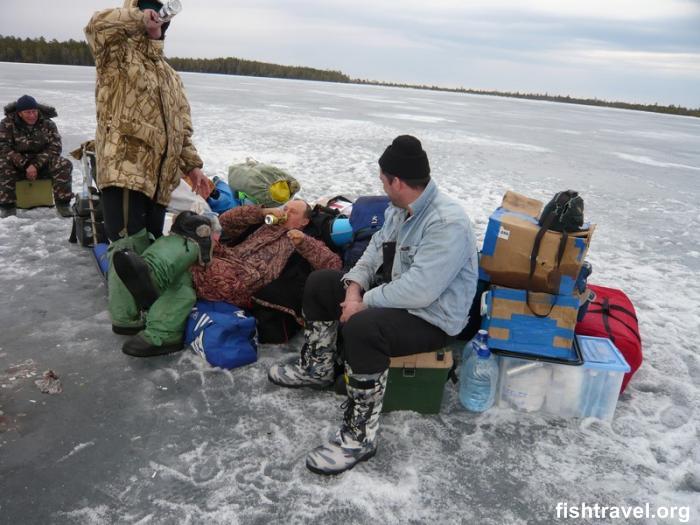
[0,95,73,218]
[112,199,342,357]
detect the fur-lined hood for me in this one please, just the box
[3,101,58,119]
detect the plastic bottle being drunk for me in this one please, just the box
[459,329,499,412]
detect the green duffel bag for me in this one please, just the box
[227,159,301,208]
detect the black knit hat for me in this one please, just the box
[16,95,38,112]
[378,135,430,181]
[138,0,163,11]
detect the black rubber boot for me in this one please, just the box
[122,334,183,357]
[55,201,73,218]
[170,211,213,264]
[113,249,160,310]
[112,324,145,336]
[0,205,16,219]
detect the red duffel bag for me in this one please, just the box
[575,284,642,393]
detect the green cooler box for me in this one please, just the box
[383,348,453,414]
[16,179,54,208]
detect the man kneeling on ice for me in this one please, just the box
[268,135,479,475]
[112,200,342,356]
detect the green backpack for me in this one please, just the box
[227,159,301,207]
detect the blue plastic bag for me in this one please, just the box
[206,177,239,214]
[184,300,258,369]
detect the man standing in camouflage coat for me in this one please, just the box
[85,0,211,338]
[0,95,73,218]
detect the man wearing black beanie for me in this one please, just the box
[0,94,74,218]
[269,134,479,475]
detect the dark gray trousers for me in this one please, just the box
[303,269,449,374]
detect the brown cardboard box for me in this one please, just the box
[479,191,595,295]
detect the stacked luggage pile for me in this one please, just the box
[472,190,642,421]
[66,146,642,421]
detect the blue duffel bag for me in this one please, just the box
[184,300,258,369]
[343,195,390,270]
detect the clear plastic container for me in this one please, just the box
[496,335,630,421]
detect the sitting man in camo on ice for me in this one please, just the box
[0,95,73,218]
[112,199,342,357]
[268,135,479,475]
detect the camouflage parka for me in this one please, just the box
[84,0,203,206]
[0,102,63,171]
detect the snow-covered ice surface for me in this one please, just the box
[1,62,699,524]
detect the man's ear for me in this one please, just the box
[300,217,310,228]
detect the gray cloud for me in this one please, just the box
[1,0,698,106]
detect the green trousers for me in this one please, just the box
[109,230,200,346]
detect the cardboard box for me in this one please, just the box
[383,349,453,414]
[479,191,595,295]
[481,285,581,361]
[16,179,54,209]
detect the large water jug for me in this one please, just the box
[459,330,499,412]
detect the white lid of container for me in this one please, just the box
[577,335,631,372]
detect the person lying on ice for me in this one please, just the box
[112,200,342,357]
[268,135,479,475]
[0,95,74,218]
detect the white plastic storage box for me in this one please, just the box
[496,335,630,421]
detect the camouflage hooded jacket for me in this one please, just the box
[0,102,63,171]
[84,0,203,206]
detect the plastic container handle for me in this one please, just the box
[480,291,490,318]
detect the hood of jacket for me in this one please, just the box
[3,101,57,119]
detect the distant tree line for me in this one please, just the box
[1,35,697,117]
[167,56,349,82]
[0,35,94,66]
[353,79,700,118]
[0,35,348,83]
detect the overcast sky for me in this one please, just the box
[2,0,699,107]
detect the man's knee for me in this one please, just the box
[46,157,73,179]
[302,269,344,320]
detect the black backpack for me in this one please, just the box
[527,190,585,317]
[538,190,584,233]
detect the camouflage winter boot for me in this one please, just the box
[267,320,338,389]
[306,364,388,475]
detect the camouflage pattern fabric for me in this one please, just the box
[84,0,203,207]
[0,103,73,205]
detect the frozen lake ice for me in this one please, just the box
[0,62,698,524]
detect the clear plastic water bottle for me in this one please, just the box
[459,329,499,412]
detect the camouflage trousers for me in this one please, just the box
[0,155,73,206]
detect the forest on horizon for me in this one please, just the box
[1,35,697,118]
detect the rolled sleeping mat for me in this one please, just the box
[330,217,353,247]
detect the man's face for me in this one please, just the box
[282,200,310,230]
[18,109,38,126]
[380,171,400,206]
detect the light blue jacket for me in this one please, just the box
[343,179,478,335]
